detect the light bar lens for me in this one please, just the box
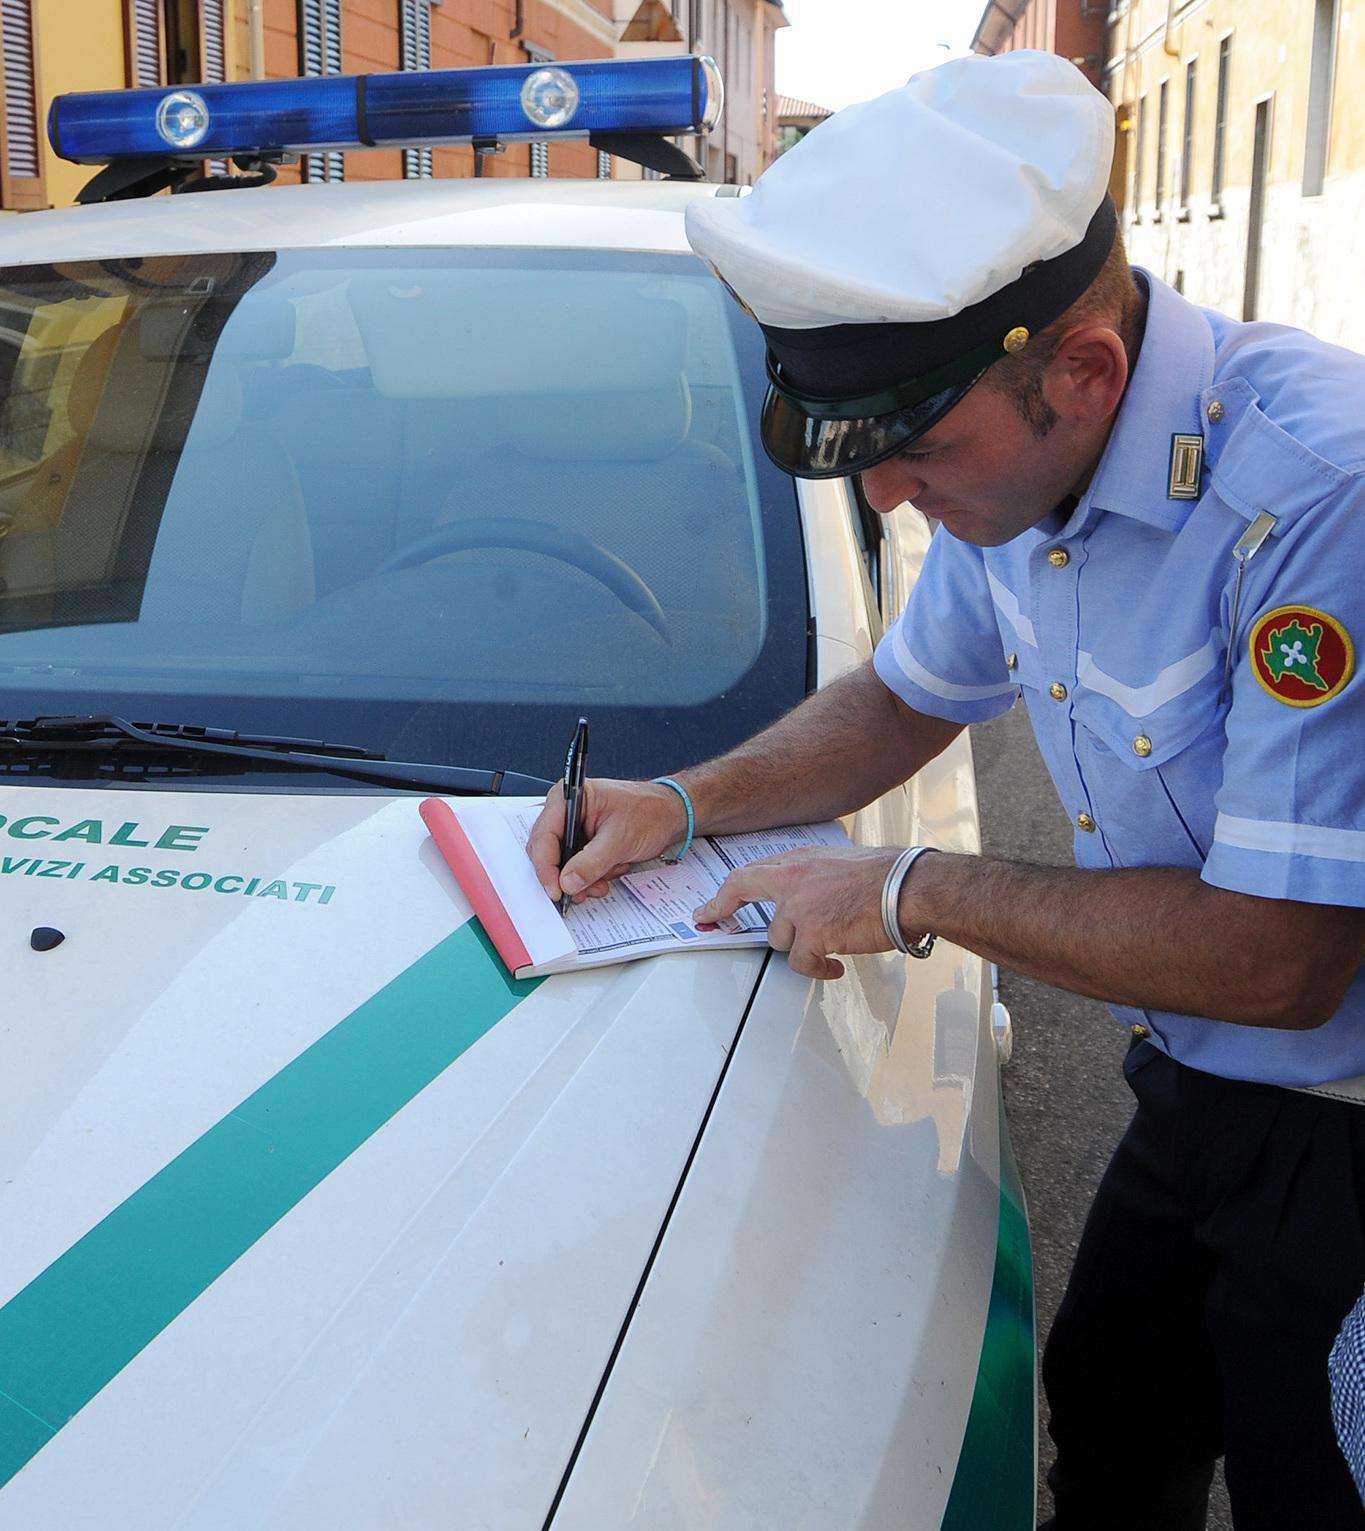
[49,56,724,165]
[156,90,210,149]
[520,67,580,130]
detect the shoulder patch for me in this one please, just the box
[1249,605,1354,706]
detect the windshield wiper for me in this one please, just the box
[0,716,552,795]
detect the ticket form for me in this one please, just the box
[508,810,849,960]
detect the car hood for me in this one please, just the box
[0,786,764,1528]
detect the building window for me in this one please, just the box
[1303,0,1339,195]
[400,0,434,179]
[597,149,612,179]
[1212,34,1231,210]
[299,0,344,183]
[1133,94,1147,219]
[526,41,552,178]
[0,0,43,209]
[1244,94,1274,319]
[128,1,227,89]
[1154,79,1168,219]
[1179,59,1196,215]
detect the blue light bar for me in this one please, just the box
[49,56,724,165]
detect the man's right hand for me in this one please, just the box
[526,778,691,905]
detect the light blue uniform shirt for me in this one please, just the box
[874,272,1365,1087]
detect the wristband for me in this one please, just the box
[651,777,695,863]
[881,845,937,959]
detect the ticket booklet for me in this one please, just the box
[420,796,849,980]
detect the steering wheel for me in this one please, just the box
[373,517,670,640]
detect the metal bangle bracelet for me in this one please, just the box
[881,845,938,959]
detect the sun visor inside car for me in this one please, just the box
[347,274,689,398]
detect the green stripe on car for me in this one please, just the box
[941,1106,1037,1529]
[0,921,537,1488]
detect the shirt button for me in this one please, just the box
[1132,735,1153,757]
[1049,681,1068,701]
[1076,812,1096,832]
[1006,652,1018,670]
[1208,400,1225,423]
[1131,1023,1150,1039]
[1048,547,1070,569]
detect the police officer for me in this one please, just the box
[527,49,1365,1528]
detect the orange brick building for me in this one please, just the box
[248,0,618,183]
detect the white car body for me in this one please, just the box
[0,175,1033,1528]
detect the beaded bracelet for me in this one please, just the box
[651,776,695,863]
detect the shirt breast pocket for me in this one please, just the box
[1071,642,1229,864]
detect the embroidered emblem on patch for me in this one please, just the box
[1249,605,1355,706]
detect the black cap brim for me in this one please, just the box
[760,366,987,479]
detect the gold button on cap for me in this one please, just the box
[1048,548,1070,569]
[1003,325,1030,353]
[1207,400,1225,423]
[1133,735,1153,757]
[1076,812,1096,832]
[1049,681,1068,701]
[1131,1023,1150,1039]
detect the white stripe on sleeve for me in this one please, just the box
[1214,813,1365,864]
[888,623,1019,704]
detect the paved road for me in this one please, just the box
[971,703,1234,1530]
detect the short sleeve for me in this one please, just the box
[873,528,1019,723]
[1203,482,1365,909]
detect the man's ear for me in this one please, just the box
[1043,325,1130,426]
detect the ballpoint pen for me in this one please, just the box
[559,716,589,916]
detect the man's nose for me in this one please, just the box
[860,458,924,514]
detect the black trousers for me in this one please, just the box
[1041,1040,1365,1531]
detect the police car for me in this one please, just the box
[0,58,1032,1528]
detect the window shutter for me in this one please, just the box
[324,0,341,68]
[299,0,322,77]
[299,0,344,182]
[200,0,227,173]
[0,0,43,208]
[125,0,163,88]
[200,0,225,84]
[401,0,433,179]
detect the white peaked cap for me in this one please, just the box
[685,49,1115,331]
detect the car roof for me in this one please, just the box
[0,177,732,267]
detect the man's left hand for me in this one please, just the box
[694,845,908,981]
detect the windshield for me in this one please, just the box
[0,248,807,785]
